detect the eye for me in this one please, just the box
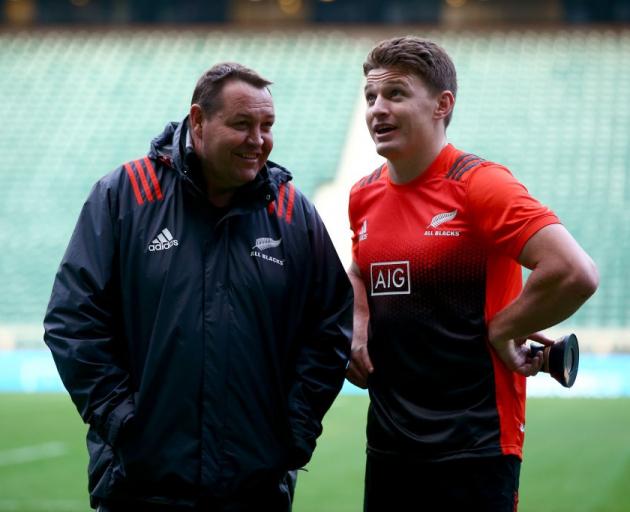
[390,88,403,98]
[365,94,376,105]
[262,121,274,132]
[232,120,249,130]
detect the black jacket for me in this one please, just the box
[44,119,353,507]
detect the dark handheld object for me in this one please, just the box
[530,334,579,388]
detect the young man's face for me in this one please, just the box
[193,80,274,194]
[364,67,441,161]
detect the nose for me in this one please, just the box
[247,127,264,147]
[369,95,389,117]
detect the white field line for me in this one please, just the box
[0,441,67,467]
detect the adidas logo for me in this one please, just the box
[359,219,368,241]
[148,228,179,252]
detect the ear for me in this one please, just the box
[189,104,204,141]
[434,91,455,122]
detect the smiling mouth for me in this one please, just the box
[235,152,259,160]
[374,124,397,135]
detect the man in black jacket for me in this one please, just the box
[44,62,353,511]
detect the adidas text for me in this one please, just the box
[148,228,179,251]
[149,240,179,251]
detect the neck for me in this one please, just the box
[387,136,447,185]
[206,188,234,208]
[192,148,236,208]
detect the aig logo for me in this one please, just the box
[370,261,411,296]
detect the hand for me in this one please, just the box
[490,332,555,377]
[346,339,374,389]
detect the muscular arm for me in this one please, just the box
[345,262,373,388]
[488,223,599,374]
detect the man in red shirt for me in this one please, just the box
[347,36,599,511]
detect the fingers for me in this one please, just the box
[496,336,551,377]
[528,332,555,346]
[526,352,545,376]
[346,364,368,389]
[515,348,545,377]
[345,344,374,389]
[355,344,374,374]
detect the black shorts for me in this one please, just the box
[364,453,520,512]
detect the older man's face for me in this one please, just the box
[194,80,275,195]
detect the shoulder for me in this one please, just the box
[461,160,528,197]
[266,162,313,226]
[350,163,387,195]
[441,151,522,192]
[96,155,170,208]
[442,151,505,183]
[348,164,387,225]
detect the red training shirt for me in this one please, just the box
[349,143,559,462]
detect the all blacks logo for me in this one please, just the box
[370,261,411,296]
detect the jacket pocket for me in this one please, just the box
[86,428,115,497]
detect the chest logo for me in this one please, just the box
[358,219,368,241]
[252,237,282,251]
[251,237,284,266]
[370,261,411,296]
[148,227,179,251]
[425,209,460,237]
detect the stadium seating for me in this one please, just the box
[442,28,630,328]
[0,28,627,344]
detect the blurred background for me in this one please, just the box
[0,0,629,511]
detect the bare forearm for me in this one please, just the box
[488,262,597,344]
[346,263,374,387]
[348,266,369,343]
[488,225,598,345]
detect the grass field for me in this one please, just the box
[1,394,629,512]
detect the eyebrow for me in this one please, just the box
[364,79,409,92]
[230,113,275,121]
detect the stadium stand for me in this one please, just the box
[0,29,369,347]
[0,27,628,348]
[444,28,630,331]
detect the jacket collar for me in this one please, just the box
[148,117,293,208]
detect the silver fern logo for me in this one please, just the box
[252,237,282,252]
[424,210,460,237]
[428,210,457,228]
[251,237,284,266]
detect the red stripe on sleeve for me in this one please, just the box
[276,184,286,218]
[132,160,154,202]
[285,183,295,224]
[267,201,276,215]
[144,157,163,200]
[124,163,144,205]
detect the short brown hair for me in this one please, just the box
[191,62,272,117]
[364,36,457,127]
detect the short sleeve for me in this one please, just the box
[466,164,560,259]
